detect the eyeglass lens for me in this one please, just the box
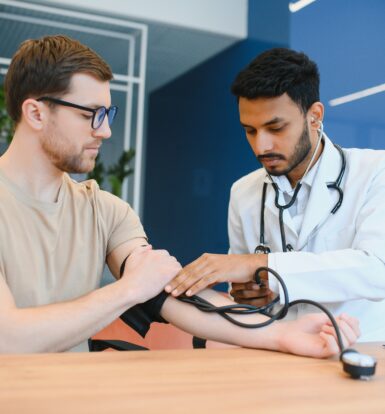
[93,106,118,129]
[107,107,118,126]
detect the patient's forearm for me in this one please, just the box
[161,289,360,359]
[160,289,281,351]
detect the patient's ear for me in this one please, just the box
[21,98,46,131]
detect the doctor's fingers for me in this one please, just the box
[230,281,270,299]
[177,271,226,297]
[231,282,260,291]
[165,261,210,295]
[230,286,270,300]
[235,295,273,307]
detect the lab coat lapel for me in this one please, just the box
[297,136,342,250]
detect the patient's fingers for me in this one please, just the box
[324,313,360,344]
[319,331,339,356]
[338,313,360,337]
[322,317,358,347]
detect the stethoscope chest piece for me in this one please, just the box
[254,245,271,254]
[340,349,377,380]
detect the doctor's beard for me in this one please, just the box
[258,120,312,177]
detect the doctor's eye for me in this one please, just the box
[269,126,285,133]
[244,128,256,136]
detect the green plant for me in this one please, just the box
[87,149,135,197]
[0,86,13,145]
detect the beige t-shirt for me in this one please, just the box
[0,171,146,350]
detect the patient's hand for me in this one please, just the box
[277,313,360,358]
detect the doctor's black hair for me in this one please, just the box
[231,48,320,114]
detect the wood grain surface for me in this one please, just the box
[0,343,383,413]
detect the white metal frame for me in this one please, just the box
[0,0,148,215]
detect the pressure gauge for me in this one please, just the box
[341,349,377,380]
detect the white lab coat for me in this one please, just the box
[228,136,385,341]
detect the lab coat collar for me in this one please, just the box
[297,134,343,249]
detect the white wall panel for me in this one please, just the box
[42,0,248,38]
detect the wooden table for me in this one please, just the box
[0,343,384,414]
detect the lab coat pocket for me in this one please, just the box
[324,224,356,250]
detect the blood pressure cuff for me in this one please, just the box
[119,291,169,337]
[118,255,169,338]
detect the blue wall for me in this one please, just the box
[143,39,278,265]
[291,0,385,149]
[143,2,290,267]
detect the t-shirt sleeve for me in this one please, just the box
[94,185,147,254]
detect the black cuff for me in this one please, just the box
[119,254,169,338]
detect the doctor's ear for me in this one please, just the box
[21,98,46,131]
[308,102,324,130]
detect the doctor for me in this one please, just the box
[166,48,385,342]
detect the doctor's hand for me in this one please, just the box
[165,253,267,297]
[230,281,276,307]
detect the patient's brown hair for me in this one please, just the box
[4,35,113,123]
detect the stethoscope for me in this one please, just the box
[255,120,346,254]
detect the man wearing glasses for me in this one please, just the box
[0,35,359,356]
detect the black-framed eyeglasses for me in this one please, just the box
[37,96,118,130]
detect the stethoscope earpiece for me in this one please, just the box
[310,117,323,132]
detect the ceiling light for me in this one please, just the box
[329,83,385,106]
[289,0,317,13]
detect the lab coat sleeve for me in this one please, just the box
[268,164,385,304]
[228,183,249,255]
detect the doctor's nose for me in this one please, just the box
[252,132,274,155]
